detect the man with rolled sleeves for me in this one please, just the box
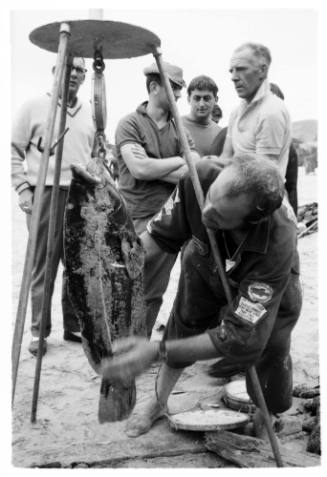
[115,61,199,337]
[102,155,301,440]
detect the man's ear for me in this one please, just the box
[149,80,159,94]
[260,64,268,79]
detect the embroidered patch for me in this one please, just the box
[234,297,266,325]
[247,282,273,304]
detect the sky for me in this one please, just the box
[9,6,319,143]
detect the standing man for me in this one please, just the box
[182,75,221,156]
[115,61,199,337]
[12,57,95,356]
[220,43,291,177]
[102,155,301,439]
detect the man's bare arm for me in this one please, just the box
[219,134,234,160]
[160,151,200,184]
[121,143,185,180]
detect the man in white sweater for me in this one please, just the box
[12,57,95,356]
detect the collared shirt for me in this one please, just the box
[147,159,299,362]
[115,101,196,219]
[227,79,291,177]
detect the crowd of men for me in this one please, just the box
[12,41,301,441]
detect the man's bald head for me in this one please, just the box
[202,155,284,230]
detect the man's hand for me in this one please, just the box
[203,155,230,168]
[18,188,33,214]
[102,336,159,384]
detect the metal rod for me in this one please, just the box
[153,46,283,467]
[11,22,71,406]
[31,54,72,423]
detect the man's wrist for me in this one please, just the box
[154,339,169,362]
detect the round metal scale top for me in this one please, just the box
[29,20,161,59]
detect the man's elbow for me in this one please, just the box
[127,164,152,180]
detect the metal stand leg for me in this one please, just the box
[153,46,283,467]
[31,54,72,423]
[12,22,71,406]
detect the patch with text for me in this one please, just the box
[234,297,267,325]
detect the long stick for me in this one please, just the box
[11,23,71,405]
[31,55,72,423]
[153,46,283,467]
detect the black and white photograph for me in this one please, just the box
[6,1,324,471]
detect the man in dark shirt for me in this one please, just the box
[115,61,199,336]
[102,155,302,439]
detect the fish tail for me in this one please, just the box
[98,377,136,423]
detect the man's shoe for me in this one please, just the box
[63,330,82,343]
[28,338,47,357]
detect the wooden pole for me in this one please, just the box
[153,46,283,468]
[31,55,72,423]
[11,22,71,406]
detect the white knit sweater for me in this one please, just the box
[11,94,95,193]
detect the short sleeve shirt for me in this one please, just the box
[182,115,221,156]
[227,80,291,177]
[115,102,196,219]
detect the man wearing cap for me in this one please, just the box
[12,57,95,356]
[219,43,291,178]
[115,61,199,337]
[181,75,222,157]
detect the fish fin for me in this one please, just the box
[98,377,136,423]
[121,237,145,280]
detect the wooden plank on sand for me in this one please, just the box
[205,431,320,468]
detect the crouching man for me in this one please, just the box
[102,154,302,439]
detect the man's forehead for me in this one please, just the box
[190,89,215,97]
[230,48,256,67]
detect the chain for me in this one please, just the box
[93,49,105,73]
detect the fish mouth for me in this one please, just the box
[71,164,102,185]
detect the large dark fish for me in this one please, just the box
[64,158,145,423]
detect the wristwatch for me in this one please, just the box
[158,340,168,362]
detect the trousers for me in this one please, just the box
[133,215,178,337]
[27,187,80,337]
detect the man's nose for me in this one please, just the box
[231,70,239,82]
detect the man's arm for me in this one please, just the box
[11,101,34,214]
[102,333,222,383]
[160,151,200,184]
[219,134,234,161]
[121,143,186,181]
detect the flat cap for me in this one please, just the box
[143,61,186,88]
